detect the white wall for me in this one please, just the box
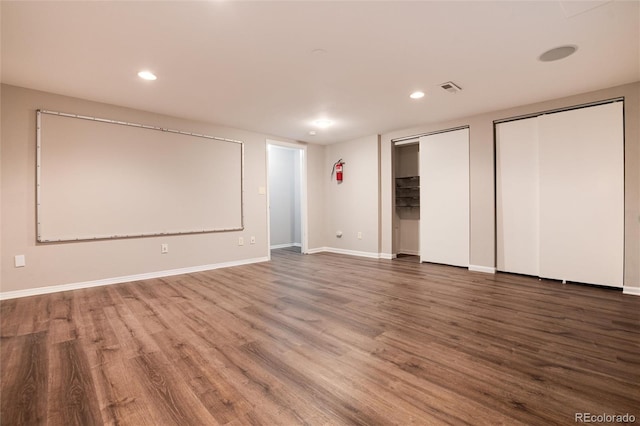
[0,84,298,294]
[268,145,301,247]
[293,151,302,244]
[322,135,380,256]
[306,143,326,251]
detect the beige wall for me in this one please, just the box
[0,84,297,293]
[3,82,638,294]
[306,143,326,250]
[381,81,640,290]
[323,134,380,255]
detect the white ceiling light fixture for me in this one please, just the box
[409,91,425,99]
[538,45,578,62]
[309,130,317,136]
[312,119,333,128]
[137,70,157,81]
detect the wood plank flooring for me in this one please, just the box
[1,249,639,425]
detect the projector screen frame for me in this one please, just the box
[36,109,245,243]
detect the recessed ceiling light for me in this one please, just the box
[137,70,157,81]
[312,119,333,128]
[410,91,425,99]
[309,130,317,136]
[538,45,578,62]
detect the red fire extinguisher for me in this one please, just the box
[332,159,345,184]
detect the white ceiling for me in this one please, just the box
[2,1,639,145]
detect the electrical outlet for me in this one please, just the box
[250,236,256,244]
[238,237,244,246]
[357,231,362,240]
[161,244,169,254]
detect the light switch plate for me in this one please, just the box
[15,255,26,268]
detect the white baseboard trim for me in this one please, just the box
[397,250,419,256]
[379,253,396,260]
[306,246,384,259]
[270,243,301,250]
[305,247,325,254]
[623,286,640,296]
[469,264,496,274]
[0,256,270,301]
[323,247,382,259]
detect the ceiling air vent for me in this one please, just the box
[440,81,462,93]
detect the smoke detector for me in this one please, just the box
[440,81,462,93]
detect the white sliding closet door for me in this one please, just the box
[419,128,469,267]
[495,101,623,288]
[496,117,539,276]
[538,102,623,287]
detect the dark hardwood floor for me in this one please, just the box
[1,250,639,425]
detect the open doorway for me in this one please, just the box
[393,141,420,261]
[266,141,307,258]
[392,128,469,265]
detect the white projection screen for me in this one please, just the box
[36,110,244,242]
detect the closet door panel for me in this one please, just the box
[419,129,469,267]
[538,102,624,287]
[496,117,539,276]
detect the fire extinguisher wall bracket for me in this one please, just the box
[332,159,345,184]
